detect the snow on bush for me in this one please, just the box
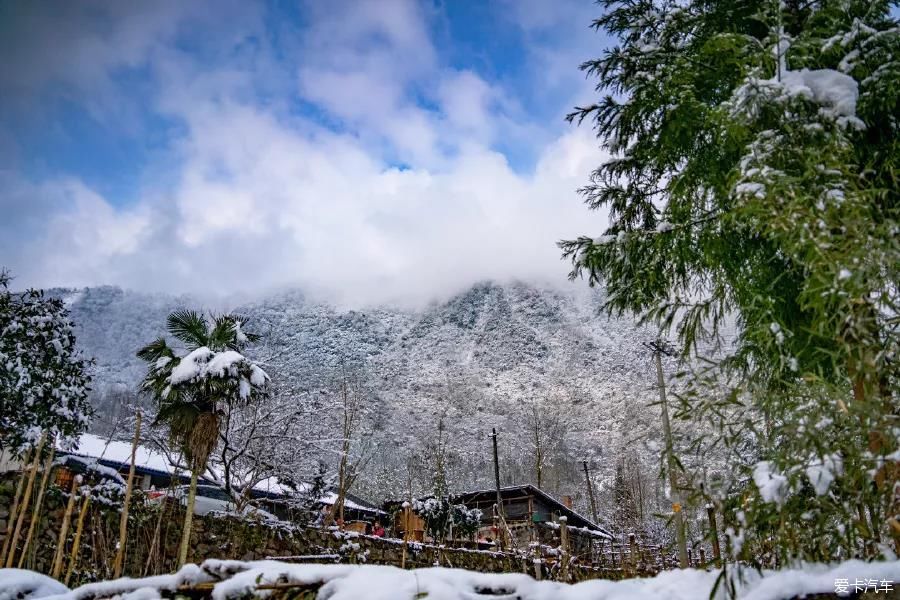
[805,454,843,496]
[752,461,788,507]
[0,273,93,451]
[166,346,268,401]
[411,497,482,540]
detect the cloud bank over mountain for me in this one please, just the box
[1,0,612,307]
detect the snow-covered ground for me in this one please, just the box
[0,569,68,600]
[3,559,898,599]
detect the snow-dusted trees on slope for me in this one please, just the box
[0,269,92,451]
[137,310,269,567]
[563,0,899,564]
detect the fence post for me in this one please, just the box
[113,411,142,578]
[559,517,568,582]
[18,446,56,568]
[4,432,47,568]
[65,495,92,587]
[0,449,30,565]
[401,503,410,569]
[687,548,693,568]
[699,547,706,568]
[50,475,81,579]
[629,533,637,573]
[707,504,721,565]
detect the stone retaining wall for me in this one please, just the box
[1,475,623,586]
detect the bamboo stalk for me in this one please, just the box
[18,446,56,568]
[5,432,47,568]
[50,475,81,579]
[0,447,32,564]
[64,495,91,587]
[112,412,142,578]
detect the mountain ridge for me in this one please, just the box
[48,280,669,505]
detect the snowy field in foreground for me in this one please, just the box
[2,559,899,600]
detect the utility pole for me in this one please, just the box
[492,428,503,513]
[491,428,504,547]
[645,339,688,568]
[582,460,599,524]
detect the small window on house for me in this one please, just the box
[55,467,75,491]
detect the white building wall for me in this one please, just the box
[0,448,24,473]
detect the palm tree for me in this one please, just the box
[137,310,268,567]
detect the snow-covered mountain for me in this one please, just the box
[50,281,671,503]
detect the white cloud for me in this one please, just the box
[5,109,608,306]
[437,70,498,141]
[1,0,612,307]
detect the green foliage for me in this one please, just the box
[0,269,93,451]
[412,497,483,541]
[564,0,900,565]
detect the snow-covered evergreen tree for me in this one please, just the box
[564,0,899,565]
[0,269,92,451]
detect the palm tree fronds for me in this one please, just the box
[208,315,239,351]
[167,310,209,348]
[136,338,174,363]
[209,314,261,350]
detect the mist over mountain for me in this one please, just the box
[50,281,673,508]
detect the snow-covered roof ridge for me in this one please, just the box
[251,477,385,514]
[59,433,178,477]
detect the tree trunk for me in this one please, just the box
[113,412,142,578]
[582,460,599,524]
[5,432,47,568]
[178,466,200,568]
[655,349,688,568]
[65,495,91,587]
[18,447,55,568]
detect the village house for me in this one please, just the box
[387,484,612,559]
[455,484,612,553]
[1,433,384,525]
[0,433,196,492]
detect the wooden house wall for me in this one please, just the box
[465,494,559,526]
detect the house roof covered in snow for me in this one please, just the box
[452,484,612,538]
[61,435,384,515]
[59,433,185,480]
[253,477,385,516]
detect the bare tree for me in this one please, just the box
[321,372,374,527]
[210,392,313,509]
[523,396,565,491]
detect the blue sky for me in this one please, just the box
[0,0,611,305]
